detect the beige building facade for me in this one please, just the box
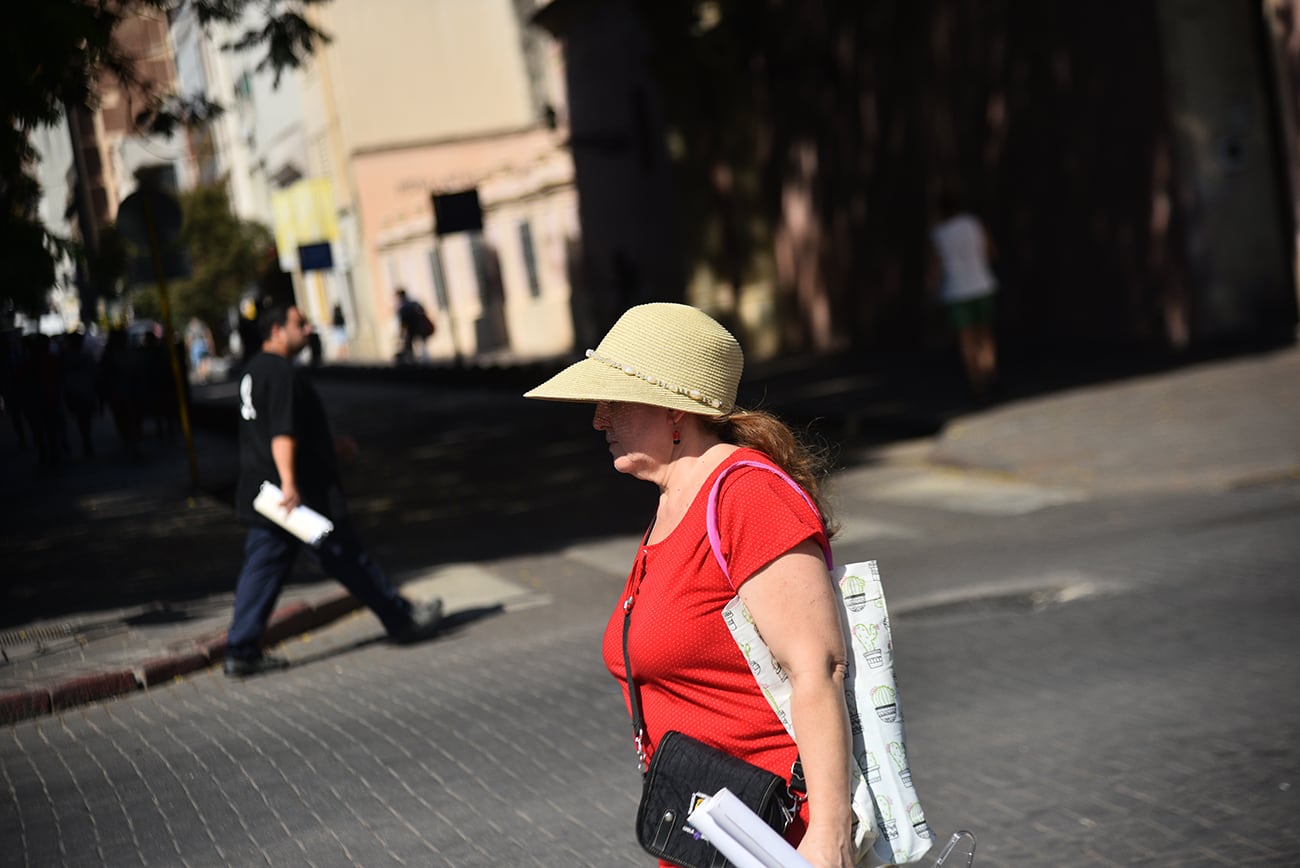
[311,0,579,361]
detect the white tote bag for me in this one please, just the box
[708,461,934,866]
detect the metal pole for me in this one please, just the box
[140,192,201,489]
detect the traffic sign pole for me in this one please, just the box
[140,192,201,489]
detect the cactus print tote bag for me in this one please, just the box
[708,461,934,866]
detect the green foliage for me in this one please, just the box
[126,285,162,323]
[0,0,329,317]
[2,0,153,318]
[2,216,59,317]
[223,7,333,87]
[166,184,275,334]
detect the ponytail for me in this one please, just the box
[707,408,839,539]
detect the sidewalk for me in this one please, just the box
[3,341,1296,725]
[931,344,1300,492]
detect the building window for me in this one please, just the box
[470,235,489,306]
[519,221,541,299]
[428,246,448,310]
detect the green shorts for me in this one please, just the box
[946,293,996,329]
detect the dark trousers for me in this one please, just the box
[226,522,414,659]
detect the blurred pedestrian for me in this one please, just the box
[225,304,443,677]
[61,331,99,458]
[18,333,65,473]
[185,317,214,384]
[524,303,855,867]
[236,297,261,368]
[303,316,323,368]
[330,303,349,360]
[394,288,434,364]
[0,328,28,448]
[930,188,1000,402]
[98,328,142,457]
[139,330,179,443]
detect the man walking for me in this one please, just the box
[226,305,442,677]
[394,288,434,363]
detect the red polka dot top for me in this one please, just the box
[602,448,828,844]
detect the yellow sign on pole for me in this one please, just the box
[271,178,339,271]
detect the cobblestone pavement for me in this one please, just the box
[3,345,1298,866]
[4,466,1297,866]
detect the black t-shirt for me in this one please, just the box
[235,351,345,525]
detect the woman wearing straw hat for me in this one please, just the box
[526,303,854,867]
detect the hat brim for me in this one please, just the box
[524,356,728,416]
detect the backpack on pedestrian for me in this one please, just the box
[403,300,435,338]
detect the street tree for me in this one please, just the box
[128,184,274,346]
[0,0,329,319]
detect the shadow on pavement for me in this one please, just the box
[2,335,1289,630]
[274,605,502,672]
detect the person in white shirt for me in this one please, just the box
[930,189,999,401]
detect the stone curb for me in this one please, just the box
[0,590,362,726]
[0,689,51,724]
[138,650,213,687]
[50,671,137,711]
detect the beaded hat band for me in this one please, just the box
[524,303,744,417]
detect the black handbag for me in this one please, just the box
[622,557,800,868]
[636,730,794,868]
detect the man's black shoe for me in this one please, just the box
[392,597,444,645]
[223,654,291,678]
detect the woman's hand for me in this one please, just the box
[796,820,855,868]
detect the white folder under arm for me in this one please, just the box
[253,481,334,545]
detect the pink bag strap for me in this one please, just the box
[706,459,834,582]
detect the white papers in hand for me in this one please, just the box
[685,788,812,868]
[253,481,334,545]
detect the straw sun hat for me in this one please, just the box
[524,303,744,416]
